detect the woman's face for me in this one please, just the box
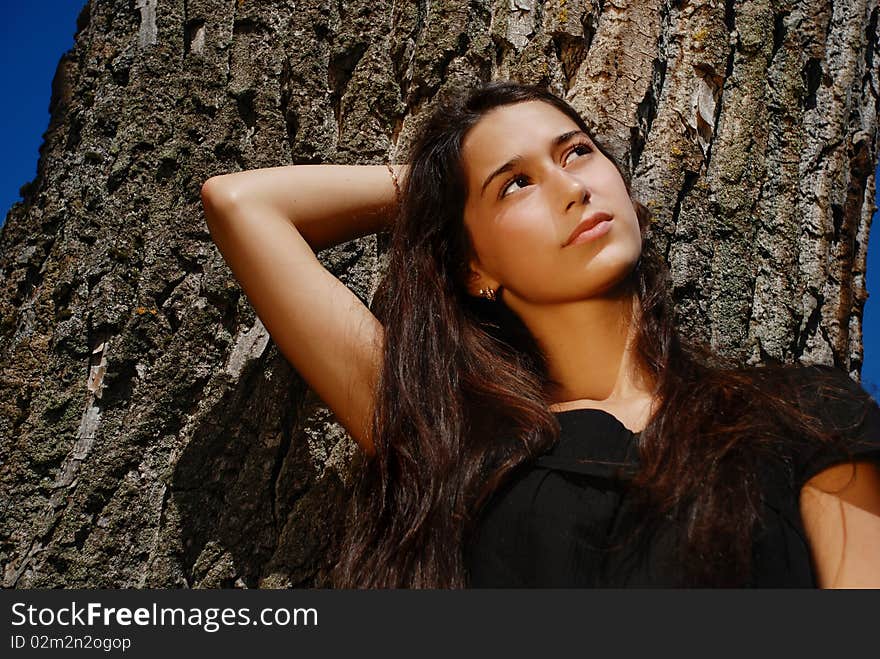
[461,100,642,304]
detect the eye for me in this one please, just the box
[498,141,594,199]
[499,174,530,198]
[564,142,593,164]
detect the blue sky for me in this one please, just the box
[2,2,879,396]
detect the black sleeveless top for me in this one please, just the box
[464,366,880,587]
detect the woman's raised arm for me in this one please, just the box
[200,164,408,457]
[202,164,406,251]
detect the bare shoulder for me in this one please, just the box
[799,460,880,588]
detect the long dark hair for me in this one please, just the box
[331,80,866,588]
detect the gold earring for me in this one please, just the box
[478,287,497,301]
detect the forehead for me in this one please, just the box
[461,100,581,189]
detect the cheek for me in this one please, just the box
[465,201,558,283]
[597,168,629,196]
[495,199,555,239]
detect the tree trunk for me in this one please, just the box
[1,0,877,588]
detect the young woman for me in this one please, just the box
[201,80,880,588]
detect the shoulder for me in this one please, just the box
[771,364,880,487]
[799,459,880,587]
[777,364,880,586]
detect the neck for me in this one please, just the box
[504,284,652,407]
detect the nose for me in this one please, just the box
[553,168,590,213]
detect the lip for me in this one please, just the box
[564,212,614,247]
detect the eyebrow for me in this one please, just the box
[480,129,589,198]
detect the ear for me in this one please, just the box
[465,257,498,298]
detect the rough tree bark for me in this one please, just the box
[1,0,877,588]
